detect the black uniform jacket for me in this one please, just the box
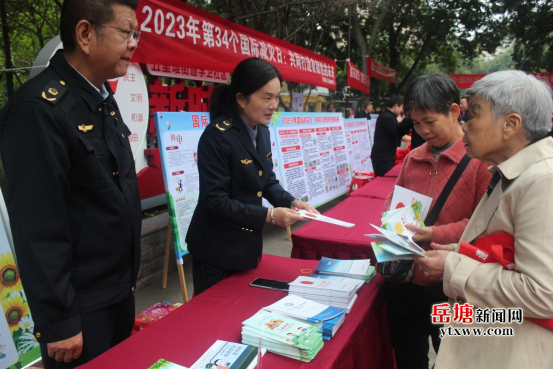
[186,112,294,270]
[0,51,141,343]
[370,109,400,164]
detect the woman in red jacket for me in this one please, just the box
[383,74,491,369]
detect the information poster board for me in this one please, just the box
[154,112,208,262]
[0,191,41,369]
[271,112,352,207]
[344,118,373,174]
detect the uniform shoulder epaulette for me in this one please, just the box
[212,116,233,134]
[36,78,68,105]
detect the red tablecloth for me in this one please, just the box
[384,163,402,177]
[348,176,396,200]
[79,255,393,369]
[291,197,386,260]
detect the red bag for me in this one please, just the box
[459,233,553,330]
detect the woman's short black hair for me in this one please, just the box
[403,74,460,116]
[210,58,283,120]
[60,0,139,52]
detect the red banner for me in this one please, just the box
[368,58,396,84]
[347,61,370,95]
[449,73,553,89]
[133,0,336,89]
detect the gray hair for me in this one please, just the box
[467,70,553,140]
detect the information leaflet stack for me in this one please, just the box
[314,257,376,283]
[242,310,324,362]
[288,277,358,313]
[263,295,346,340]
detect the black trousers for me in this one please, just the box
[372,158,395,177]
[40,292,135,369]
[385,282,447,369]
[192,257,236,295]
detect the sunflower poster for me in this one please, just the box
[0,193,41,368]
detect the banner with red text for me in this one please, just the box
[449,73,553,89]
[347,62,370,95]
[368,58,396,84]
[134,0,336,89]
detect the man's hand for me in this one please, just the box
[272,207,305,227]
[405,224,433,243]
[47,332,83,363]
[292,200,319,214]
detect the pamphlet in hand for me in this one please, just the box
[297,210,355,228]
[366,223,426,257]
[190,340,265,369]
[148,359,189,369]
[389,185,432,220]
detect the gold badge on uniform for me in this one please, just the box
[78,124,94,133]
[240,159,253,165]
[267,152,272,161]
[223,120,231,126]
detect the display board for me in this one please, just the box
[0,190,41,369]
[271,113,352,207]
[344,118,373,174]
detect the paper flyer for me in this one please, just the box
[389,185,433,220]
[298,210,354,228]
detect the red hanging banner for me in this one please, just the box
[449,73,553,89]
[133,0,337,90]
[367,58,396,84]
[347,61,370,95]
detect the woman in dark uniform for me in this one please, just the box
[186,58,318,294]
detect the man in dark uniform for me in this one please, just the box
[0,0,141,367]
[370,95,404,176]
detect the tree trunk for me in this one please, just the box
[1,0,14,99]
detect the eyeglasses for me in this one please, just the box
[91,22,141,43]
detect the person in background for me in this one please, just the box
[416,71,553,369]
[460,96,471,124]
[186,58,317,295]
[346,107,355,119]
[355,102,373,119]
[0,0,142,367]
[326,103,335,112]
[383,74,490,369]
[370,95,404,176]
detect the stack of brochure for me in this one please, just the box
[308,273,366,292]
[314,257,375,282]
[288,276,358,313]
[242,310,324,362]
[263,295,346,340]
[366,185,433,262]
[190,340,265,369]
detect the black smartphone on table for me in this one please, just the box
[250,278,290,291]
